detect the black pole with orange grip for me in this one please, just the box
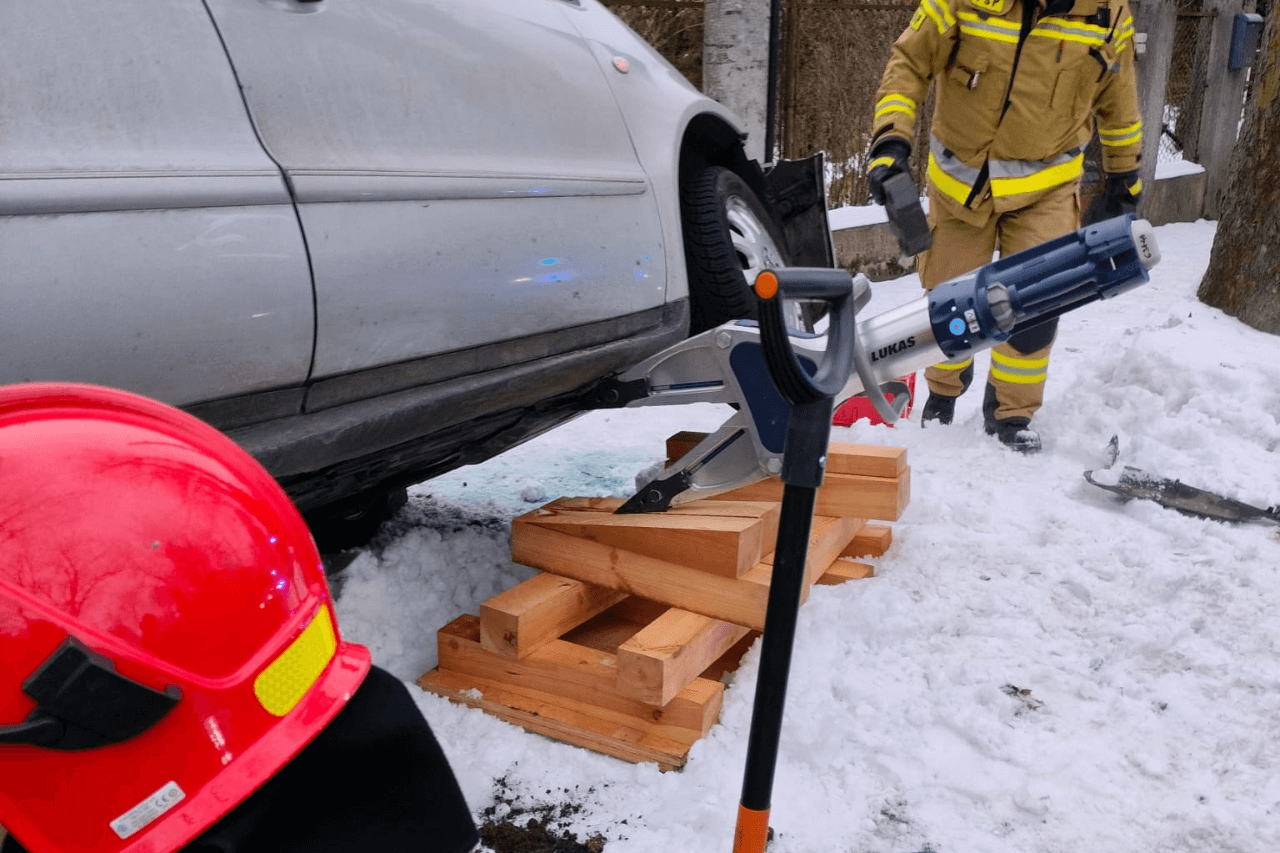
[733,268,856,853]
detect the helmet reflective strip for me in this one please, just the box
[253,607,338,717]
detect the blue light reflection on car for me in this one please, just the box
[535,256,577,283]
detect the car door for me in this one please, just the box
[0,2,315,412]
[202,0,668,399]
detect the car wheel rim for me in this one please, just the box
[725,197,784,284]
[725,197,811,331]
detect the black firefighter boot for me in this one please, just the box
[920,392,956,426]
[983,383,1042,453]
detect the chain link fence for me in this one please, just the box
[1159,1,1216,168]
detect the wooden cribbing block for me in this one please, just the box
[719,469,909,521]
[664,434,908,520]
[826,442,908,478]
[665,430,710,466]
[480,573,626,659]
[527,497,780,579]
[817,559,875,585]
[666,434,907,480]
[616,610,751,706]
[755,515,867,589]
[431,615,723,734]
[513,515,771,629]
[561,597,669,654]
[511,503,863,631]
[419,668,703,771]
[842,523,893,558]
[700,629,761,684]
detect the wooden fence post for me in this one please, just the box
[1131,0,1178,218]
[1195,0,1255,219]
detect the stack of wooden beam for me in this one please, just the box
[418,438,908,770]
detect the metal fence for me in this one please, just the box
[602,0,1214,207]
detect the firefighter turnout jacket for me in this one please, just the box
[873,0,1142,225]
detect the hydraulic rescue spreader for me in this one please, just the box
[579,213,1161,513]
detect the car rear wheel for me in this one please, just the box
[681,166,789,334]
[305,486,409,556]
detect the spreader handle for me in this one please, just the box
[753,267,856,406]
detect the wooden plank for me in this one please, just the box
[435,615,722,733]
[817,559,876,585]
[807,516,865,588]
[700,630,761,684]
[755,515,865,590]
[560,608,650,654]
[842,523,893,558]
[616,610,751,706]
[480,572,627,659]
[601,596,674,626]
[419,667,697,771]
[529,497,781,579]
[512,508,863,630]
[826,443,907,478]
[512,515,774,629]
[665,430,709,465]
[666,433,906,479]
[718,469,910,521]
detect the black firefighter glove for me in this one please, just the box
[867,138,912,205]
[868,138,931,255]
[1083,169,1142,226]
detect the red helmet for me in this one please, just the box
[0,383,371,853]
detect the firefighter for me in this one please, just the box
[868,0,1143,451]
[0,383,478,853]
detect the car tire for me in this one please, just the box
[681,166,790,334]
[305,486,409,556]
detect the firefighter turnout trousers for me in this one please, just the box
[919,180,1079,422]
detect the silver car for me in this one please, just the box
[1,0,831,545]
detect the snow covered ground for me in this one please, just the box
[334,218,1280,853]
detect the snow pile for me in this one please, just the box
[336,220,1280,853]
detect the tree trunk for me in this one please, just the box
[1197,8,1280,334]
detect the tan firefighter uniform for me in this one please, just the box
[872,0,1142,424]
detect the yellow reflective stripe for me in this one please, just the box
[991,350,1049,369]
[932,357,973,371]
[869,156,896,172]
[1114,17,1135,48]
[989,152,1083,197]
[875,95,917,122]
[991,349,1048,385]
[920,0,955,33]
[959,10,1021,43]
[1128,178,1143,196]
[991,367,1045,385]
[927,152,974,205]
[991,367,1047,385]
[1100,131,1142,147]
[1031,17,1111,47]
[1100,121,1143,147]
